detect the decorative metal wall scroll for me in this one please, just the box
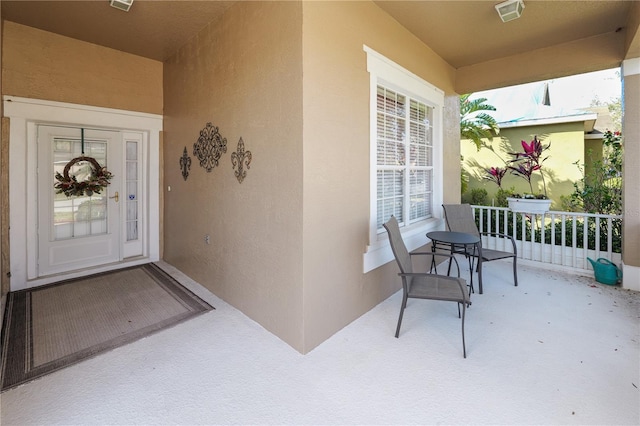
[231,137,252,183]
[179,146,192,181]
[193,122,227,172]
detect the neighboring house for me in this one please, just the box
[1,1,639,356]
[462,82,613,209]
[583,105,619,180]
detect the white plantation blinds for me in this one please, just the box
[376,85,434,231]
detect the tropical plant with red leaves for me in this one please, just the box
[484,166,507,189]
[507,136,550,198]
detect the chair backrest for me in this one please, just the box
[442,204,480,237]
[382,216,413,275]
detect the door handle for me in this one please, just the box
[109,191,119,202]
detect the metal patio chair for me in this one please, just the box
[383,216,472,358]
[442,203,518,287]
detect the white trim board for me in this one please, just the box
[623,58,640,77]
[622,263,640,292]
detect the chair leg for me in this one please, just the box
[457,302,461,318]
[395,293,408,338]
[461,302,467,358]
[429,255,436,273]
[467,256,476,294]
[513,257,518,287]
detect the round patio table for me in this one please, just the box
[427,231,484,294]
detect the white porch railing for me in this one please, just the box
[470,205,623,272]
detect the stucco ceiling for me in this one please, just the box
[1,0,637,67]
[1,1,237,62]
[374,0,636,68]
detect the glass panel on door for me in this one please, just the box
[52,138,109,240]
[126,140,139,242]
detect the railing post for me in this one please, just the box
[550,213,556,265]
[582,217,589,269]
[607,217,613,255]
[595,216,601,260]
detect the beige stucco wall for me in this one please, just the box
[162,1,306,350]
[462,123,585,209]
[163,0,460,354]
[300,1,459,352]
[2,21,162,114]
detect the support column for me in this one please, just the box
[622,58,640,291]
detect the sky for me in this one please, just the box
[470,67,622,123]
[547,68,621,110]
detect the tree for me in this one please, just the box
[460,94,500,151]
[563,130,622,215]
[607,97,622,133]
[590,76,622,133]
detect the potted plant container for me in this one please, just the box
[507,196,552,213]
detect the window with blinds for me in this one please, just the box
[376,85,434,231]
[363,45,444,273]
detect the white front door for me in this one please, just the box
[37,125,122,276]
[6,96,162,291]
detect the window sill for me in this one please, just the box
[363,218,444,273]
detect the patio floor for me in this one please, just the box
[1,259,639,425]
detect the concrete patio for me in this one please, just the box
[1,259,638,425]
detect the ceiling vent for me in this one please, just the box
[495,0,525,22]
[109,0,133,12]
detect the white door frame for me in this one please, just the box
[4,96,162,291]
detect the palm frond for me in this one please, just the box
[460,94,500,150]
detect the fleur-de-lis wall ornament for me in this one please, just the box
[231,137,252,183]
[193,122,227,172]
[179,146,192,181]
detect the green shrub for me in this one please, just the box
[470,188,488,205]
[494,188,514,208]
[567,130,622,215]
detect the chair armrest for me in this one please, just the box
[398,272,470,303]
[479,231,512,239]
[479,231,517,254]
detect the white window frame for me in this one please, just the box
[363,46,445,273]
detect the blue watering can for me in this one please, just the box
[587,257,622,285]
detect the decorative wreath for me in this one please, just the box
[54,156,113,197]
